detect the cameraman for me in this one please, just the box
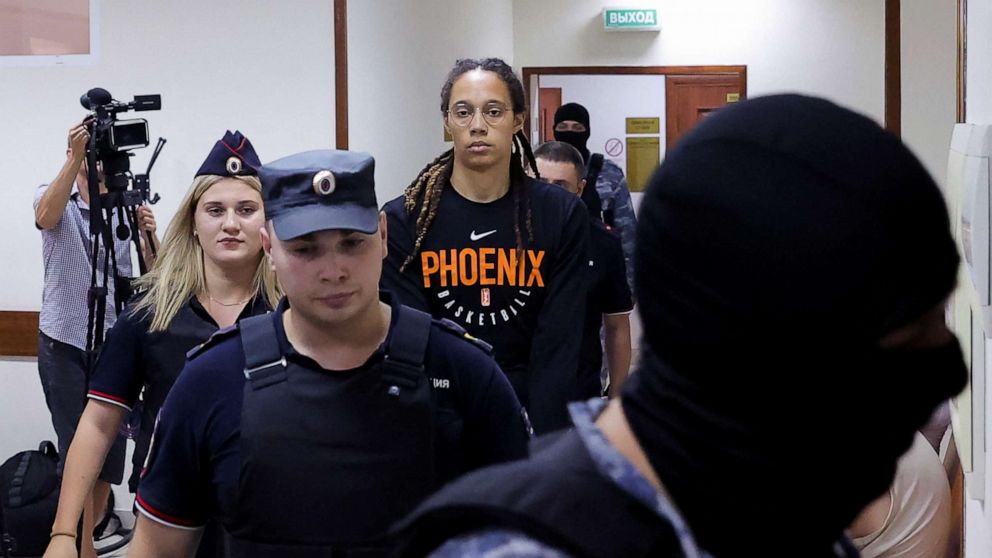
[33,119,158,549]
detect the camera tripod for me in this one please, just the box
[84,137,166,355]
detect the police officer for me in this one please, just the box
[392,95,968,557]
[128,150,530,558]
[552,102,636,292]
[45,131,276,558]
[533,141,633,399]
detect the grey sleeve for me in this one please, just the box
[428,529,574,558]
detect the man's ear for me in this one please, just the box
[260,223,275,271]
[379,212,388,260]
[577,178,586,197]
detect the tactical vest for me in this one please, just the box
[226,306,435,558]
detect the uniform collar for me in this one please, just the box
[188,293,271,327]
[570,400,859,558]
[568,400,713,558]
[271,290,401,370]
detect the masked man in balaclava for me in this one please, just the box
[554,103,636,292]
[392,94,969,558]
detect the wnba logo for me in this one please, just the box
[481,288,491,307]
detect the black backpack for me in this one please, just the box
[0,442,60,558]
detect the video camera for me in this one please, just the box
[79,87,161,191]
[78,88,166,353]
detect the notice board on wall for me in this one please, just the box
[626,137,660,193]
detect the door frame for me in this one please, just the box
[521,65,748,140]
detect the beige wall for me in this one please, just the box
[513,0,886,121]
[901,0,957,189]
[0,0,90,55]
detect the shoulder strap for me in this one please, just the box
[435,318,493,354]
[38,441,57,460]
[585,153,605,190]
[239,314,287,390]
[5,454,28,508]
[582,154,606,222]
[381,306,432,389]
[186,324,237,360]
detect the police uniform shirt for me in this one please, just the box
[135,292,529,530]
[382,177,590,434]
[87,294,270,489]
[577,223,633,400]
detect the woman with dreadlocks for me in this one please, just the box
[381,58,589,434]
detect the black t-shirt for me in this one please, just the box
[577,223,633,399]
[87,294,270,490]
[381,177,589,433]
[135,294,529,530]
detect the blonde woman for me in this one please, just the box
[44,131,278,558]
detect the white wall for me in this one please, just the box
[517,0,955,205]
[966,1,992,126]
[965,2,992,554]
[0,0,335,311]
[348,0,514,207]
[514,0,885,122]
[0,0,974,531]
[536,74,667,178]
[0,0,335,504]
[516,0,892,388]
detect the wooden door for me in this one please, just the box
[665,74,743,149]
[538,87,562,143]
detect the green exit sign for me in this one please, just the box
[603,8,660,31]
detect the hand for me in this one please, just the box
[137,205,157,234]
[68,119,94,162]
[43,534,79,558]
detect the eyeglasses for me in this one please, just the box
[446,103,511,128]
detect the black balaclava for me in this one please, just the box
[621,95,966,557]
[553,103,591,162]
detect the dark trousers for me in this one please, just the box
[37,331,126,484]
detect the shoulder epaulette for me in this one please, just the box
[435,318,494,355]
[186,323,240,361]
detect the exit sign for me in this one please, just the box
[603,8,660,31]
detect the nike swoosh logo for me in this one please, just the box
[470,229,497,241]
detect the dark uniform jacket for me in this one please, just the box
[87,294,270,490]
[135,293,530,532]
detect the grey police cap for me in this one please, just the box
[260,150,378,239]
